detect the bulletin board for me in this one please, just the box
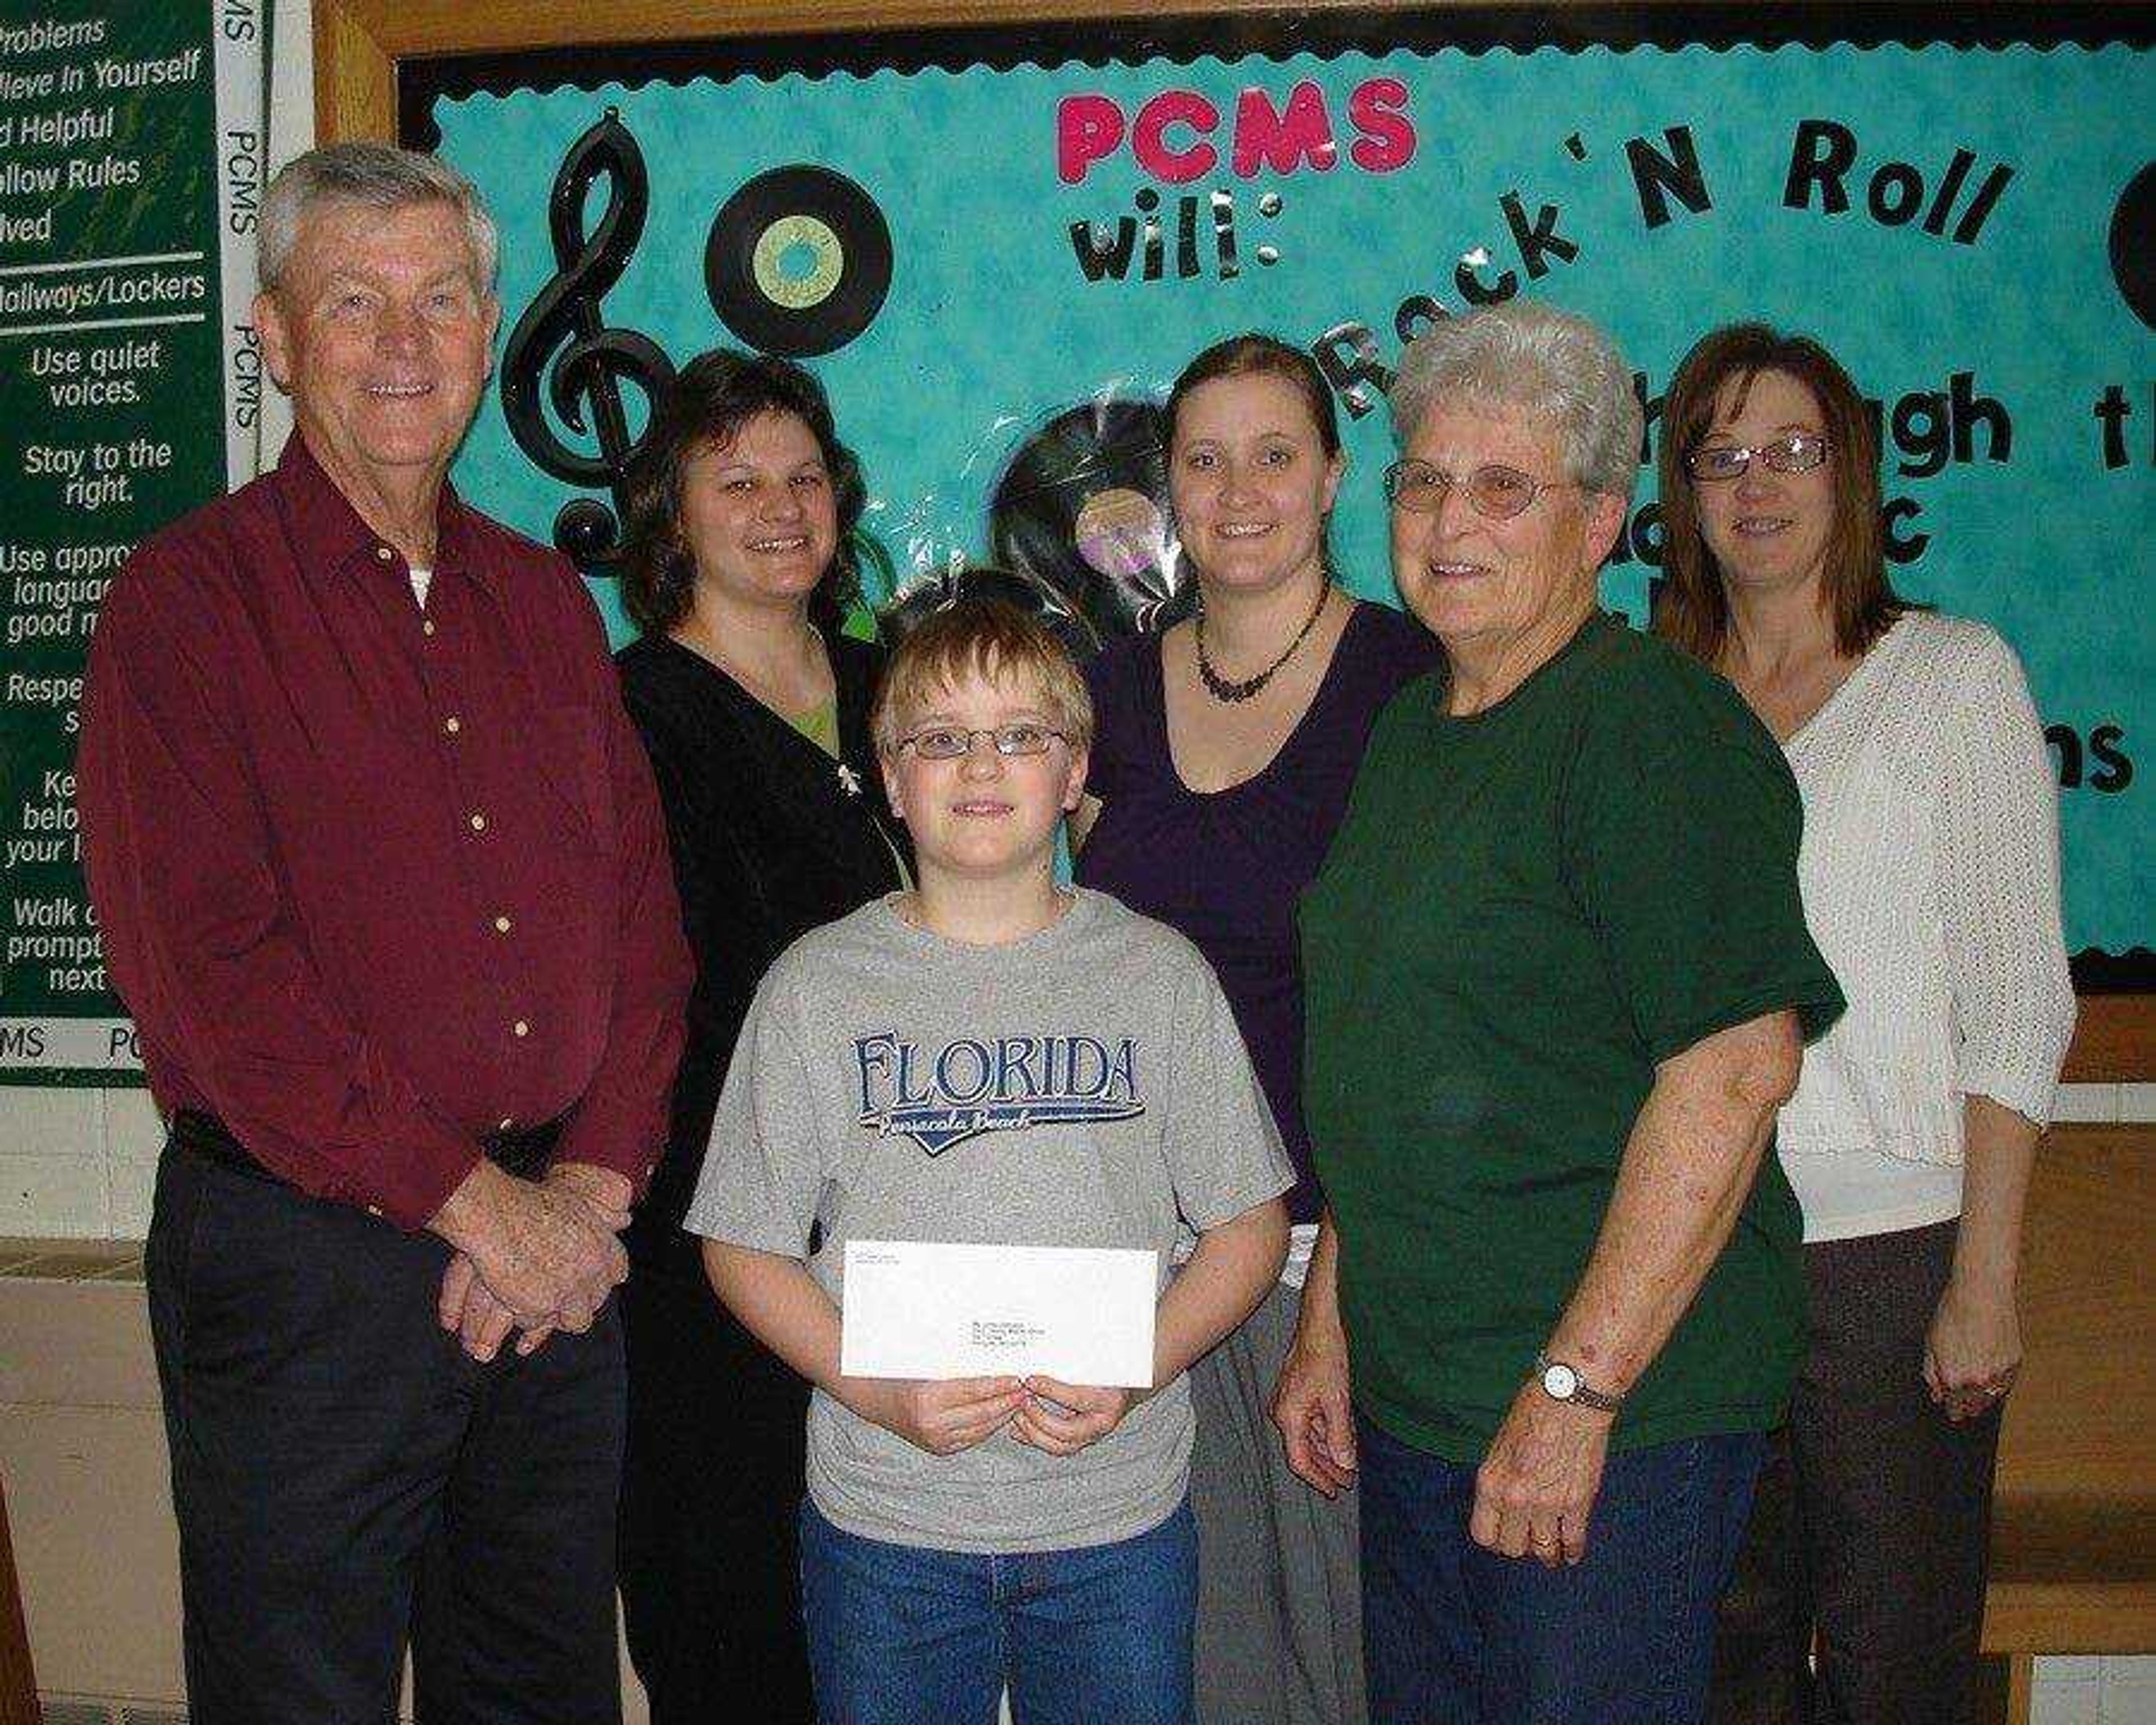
[0,0,271,1081]
[330,1,2151,1074]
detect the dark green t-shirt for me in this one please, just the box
[1300,610,1844,1462]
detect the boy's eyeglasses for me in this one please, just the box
[1382,460,1572,521]
[1683,432,1831,482]
[897,723,1069,760]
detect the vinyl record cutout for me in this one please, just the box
[989,397,1185,643]
[705,165,893,357]
[2110,162,2156,331]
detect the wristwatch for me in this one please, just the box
[1533,1352,1624,1414]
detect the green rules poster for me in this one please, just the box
[0,2,268,1082]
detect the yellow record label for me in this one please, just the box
[751,215,844,309]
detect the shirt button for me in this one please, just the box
[497,1117,515,1131]
[374,545,394,563]
[365,1204,383,1217]
[443,716,462,736]
[468,813,486,832]
[493,914,512,934]
[422,618,437,637]
[513,1020,530,1038]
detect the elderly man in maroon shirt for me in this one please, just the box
[76,143,691,1723]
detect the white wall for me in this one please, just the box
[2036,1658,2156,1725]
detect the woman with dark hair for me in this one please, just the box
[614,349,909,1724]
[1653,325,2075,1725]
[1071,331,1437,1725]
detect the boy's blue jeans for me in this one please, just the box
[798,1495,1196,1725]
[1359,1414,1765,1725]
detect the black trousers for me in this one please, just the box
[617,1236,815,1724]
[145,1138,626,1725]
[1709,1220,2003,1725]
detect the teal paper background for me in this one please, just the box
[435,43,2152,957]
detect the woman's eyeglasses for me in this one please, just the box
[1382,460,1572,521]
[1683,432,1831,483]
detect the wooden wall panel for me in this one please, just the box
[314,0,394,148]
[2063,995,2154,1083]
[339,0,1431,61]
[0,1475,35,1725]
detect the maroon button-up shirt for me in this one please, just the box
[77,437,692,1229]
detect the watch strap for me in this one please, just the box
[1535,1351,1625,1413]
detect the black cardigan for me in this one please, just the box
[616,629,910,1260]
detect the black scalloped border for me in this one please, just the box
[2072,949,2155,993]
[401,3,2149,148]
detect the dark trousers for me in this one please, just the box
[617,1239,815,1724]
[145,1140,626,1725]
[1709,1220,2003,1725]
[1359,1416,1765,1724]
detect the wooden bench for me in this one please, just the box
[1979,1122,2156,1723]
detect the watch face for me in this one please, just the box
[1542,1363,1579,1400]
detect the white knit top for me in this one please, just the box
[1776,611,2076,1242]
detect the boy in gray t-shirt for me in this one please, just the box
[687,597,1291,1724]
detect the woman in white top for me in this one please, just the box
[1655,323,2076,1725]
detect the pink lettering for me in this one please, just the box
[1347,77,1416,173]
[1057,94,1127,186]
[1131,90,1220,184]
[1231,80,1338,179]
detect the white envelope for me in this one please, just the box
[840,1239,1158,1389]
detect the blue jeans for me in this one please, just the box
[798,1495,1196,1725]
[1359,1416,1765,1725]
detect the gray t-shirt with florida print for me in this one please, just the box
[683,887,1293,1555]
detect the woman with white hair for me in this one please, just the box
[1276,300,1845,1724]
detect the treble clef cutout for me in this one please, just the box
[500,108,674,576]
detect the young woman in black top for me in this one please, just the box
[614,351,908,1724]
